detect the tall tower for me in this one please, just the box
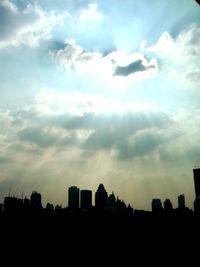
[163,199,173,211]
[80,190,92,210]
[193,168,200,213]
[108,192,116,207]
[151,198,163,212]
[193,168,200,198]
[95,184,108,209]
[68,186,80,210]
[30,191,42,210]
[178,194,185,209]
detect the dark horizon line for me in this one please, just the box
[1,167,200,212]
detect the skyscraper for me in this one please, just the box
[194,197,200,213]
[80,190,92,210]
[68,186,80,210]
[152,199,163,212]
[163,199,173,211]
[193,168,200,198]
[31,191,42,210]
[178,194,185,209]
[108,192,116,207]
[95,184,108,209]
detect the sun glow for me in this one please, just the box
[35,90,163,116]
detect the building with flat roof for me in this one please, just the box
[80,190,92,210]
[68,186,80,210]
[193,168,200,198]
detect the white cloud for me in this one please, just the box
[0,0,199,209]
[34,90,107,115]
[177,24,200,54]
[34,89,162,116]
[148,32,177,55]
[148,25,200,64]
[0,94,199,209]
[0,0,64,48]
[52,38,159,86]
[147,24,200,92]
[78,3,104,25]
[53,38,113,77]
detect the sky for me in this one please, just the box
[0,0,200,210]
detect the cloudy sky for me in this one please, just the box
[0,0,200,210]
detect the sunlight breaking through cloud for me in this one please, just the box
[0,0,200,210]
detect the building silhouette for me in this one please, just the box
[116,197,126,209]
[193,168,200,213]
[55,204,62,211]
[31,191,42,210]
[3,196,28,213]
[164,199,173,211]
[193,168,200,198]
[108,192,116,207]
[95,184,108,209]
[194,197,200,213]
[68,186,80,210]
[152,199,163,212]
[4,196,17,213]
[127,204,134,215]
[178,194,185,209]
[24,197,30,210]
[80,190,92,210]
[46,202,54,212]
[0,167,198,216]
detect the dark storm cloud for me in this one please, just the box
[18,127,60,148]
[83,118,167,159]
[114,60,156,76]
[80,112,170,157]
[84,129,115,150]
[115,60,146,76]
[13,108,170,160]
[13,109,169,132]
[118,132,165,160]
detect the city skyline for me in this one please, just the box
[0,1,200,210]
[1,166,200,211]
[0,182,190,212]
